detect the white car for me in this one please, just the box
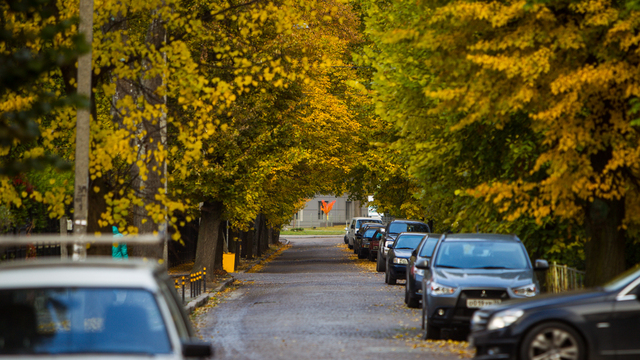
[0,258,212,359]
[345,217,382,249]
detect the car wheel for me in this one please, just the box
[344,235,348,244]
[404,284,409,304]
[387,270,397,285]
[422,306,440,340]
[520,322,585,360]
[357,248,366,259]
[376,251,385,272]
[406,278,419,308]
[369,251,375,262]
[348,243,353,249]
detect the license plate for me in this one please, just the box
[363,244,369,248]
[466,299,501,308]
[372,246,378,250]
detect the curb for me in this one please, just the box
[185,277,235,314]
[184,238,291,314]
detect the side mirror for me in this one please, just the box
[534,259,549,271]
[415,258,430,269]
[182,341,213,358]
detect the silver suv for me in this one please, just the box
[0,258,212,359]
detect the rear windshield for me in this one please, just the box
[418,237,439,257]
[356,219,381,228]
[388,222,430,234]
[0,288,171,355]
[394,234,425,250]
[364,229,378,238]
[434,241,529,269]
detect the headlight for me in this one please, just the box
[393,258,409,265]
[487,309,524,330]
[513,284,537,297]
[429,281,456,296]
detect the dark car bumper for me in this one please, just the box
[389,263,407,278]
[468,329,518,360]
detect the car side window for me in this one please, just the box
[158,278,193,340]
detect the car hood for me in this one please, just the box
[392,249,413,258]
[433,268,535,289]
[489,288,609,313]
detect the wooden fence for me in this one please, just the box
[546,262,585,293]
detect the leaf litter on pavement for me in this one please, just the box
[340,242,475,358]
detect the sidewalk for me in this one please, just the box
[170,239,290,314]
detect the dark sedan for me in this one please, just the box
[405,233,441,308]
[385,233,427,285]
[469,264,640,360]
[355,224,385,259]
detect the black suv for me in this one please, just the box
[417,233,548,340]
[376,220,430,272]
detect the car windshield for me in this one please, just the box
[394,234,424,249]
[364,229,378,238]
[356,219,381,228]
[434,241,529,269]
[603,264,640,291]
[418,237,439,257]
[388,222,429,234]
[0,288,171,355]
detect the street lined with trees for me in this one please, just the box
[3,0,640,286]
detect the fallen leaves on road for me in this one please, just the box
[246,243,292,273]
[338,243,377,272]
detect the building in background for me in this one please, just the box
[289,195,372,228]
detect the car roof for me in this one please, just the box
[441,233,520,242]
[388,219,426,224]
[397,232,429,237]
[353,217,380,220]
[0,258,164,290]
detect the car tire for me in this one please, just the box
[348,243,353,249]
[344,235,348,244]
[519,322,585,360]
[422,305,440,340]
[369,251,375,262]
[376,251,386,272]
[406,281,419,309]
[387,269,397,285]
[357,248,366,259]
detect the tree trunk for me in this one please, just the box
[194,201,223,272]
[253,216,261,257]
[243,227,253,260]
[584,197,626,287]
[215,220,225,271]
[130,14,166,259]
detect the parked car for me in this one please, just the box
[385,232,428,285]
[354,223,385,259]
[368,229,385,261]
[469,264,640,360]
[405,233,441,308]
[0,258,213,359]
[345,217,382,249]
[376,219,431,272]
[418,233,548,340]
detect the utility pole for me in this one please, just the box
[72,0,94,260]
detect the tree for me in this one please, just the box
[356,0,640,284]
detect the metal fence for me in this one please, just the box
[546,262,585,293]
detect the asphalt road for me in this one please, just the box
[196,236,470,360]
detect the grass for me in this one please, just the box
[281,224,347,235]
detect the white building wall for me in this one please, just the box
[288,194,369,228]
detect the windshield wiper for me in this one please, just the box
[395,247,414,250]
[474,266,510,269]
[437,265,461,269]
